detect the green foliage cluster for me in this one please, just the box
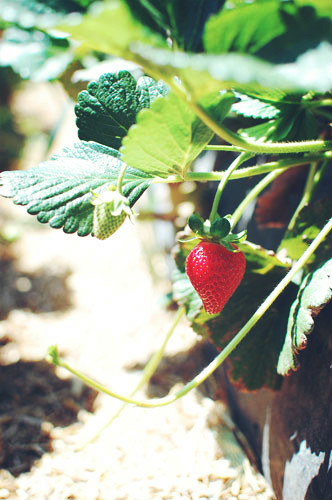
[0,0,331,390]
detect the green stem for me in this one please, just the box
[305,99,332,109]
[116,162,128,194]
[312,109,332,121]
[204,145,246,152]
[288,158,329,231]
[232,168,285,228]
[49,218,332,408]
[154,152,330,185]
[288,163,317,231]
[189,100,332,154]
[209,152,253,222]
[77,306,185,448]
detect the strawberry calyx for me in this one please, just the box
[186,213,247,252]
[91,185,136,220]
[90,186,136,240]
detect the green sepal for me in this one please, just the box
[210,217,232,239]
[188,213,204,234]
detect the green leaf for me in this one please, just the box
[0,27,72,81]
[58,1,166,60]
[172,269,205,321]
[75,71,168,149]
[121,90,235,178]
[123,0,223,52]
[59,1,332,94]
[0,0,95,28]
[296,0,332,19]
[131,42,332,96]
[198,266,295,390]
[237,241,290,274]
[277,259,332,376]
[231,93,281,120]
[257,5,332,64]
[278,199,332,267]
[204,0,284,55]
[0,141,152,236]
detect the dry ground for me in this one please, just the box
[0,82,275,500]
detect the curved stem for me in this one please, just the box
[116,162,128,194]
[154,152,330,185]
[288,158,329,232]
[189,100,332,154]
[209,152,253,222]
[288,163,316,231]
[232,168,285,228]
[305,99,332,109]
[204,145,246,152]
[49,217,332,408]
[77,306,185,448]
[166,78,332,154]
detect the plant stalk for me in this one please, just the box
[189,100,332,154]
[77,306,185,448]
[232,168,285,228]
[153,152,330,184]
[209,152,253,222]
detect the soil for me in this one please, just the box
[0,82,275,500]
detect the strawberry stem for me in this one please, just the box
[170,78,332,154]
[209,152,253,223]
[116,162,128,195]
[287,158,329,232]
[155,152,330,185]
[76,305,185,448]
[188,99,332,154]
[231,168,286,228]
[47,306,186,409]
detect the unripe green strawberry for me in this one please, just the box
[91,187,133,240]
[185,240,246,315]
[93,203,126,240]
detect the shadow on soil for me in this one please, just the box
[0,257,72,320]
[129,339,227,402]
[0,349,98,476]
[0,248,97,476]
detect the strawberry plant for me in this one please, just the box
[0,0,332,415]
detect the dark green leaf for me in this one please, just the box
[59,1,167,60]
[278,199,332,267]
[239,105,319,142]
[257,5,332,64]
[123,0,224,52]
[0,141,152,236]
[277,259,332,376]
[75,71,168,149]
[122,90,235,178]
[231,93,281,120]
[204,0,284,55]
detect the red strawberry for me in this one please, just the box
[185,240,246,315]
